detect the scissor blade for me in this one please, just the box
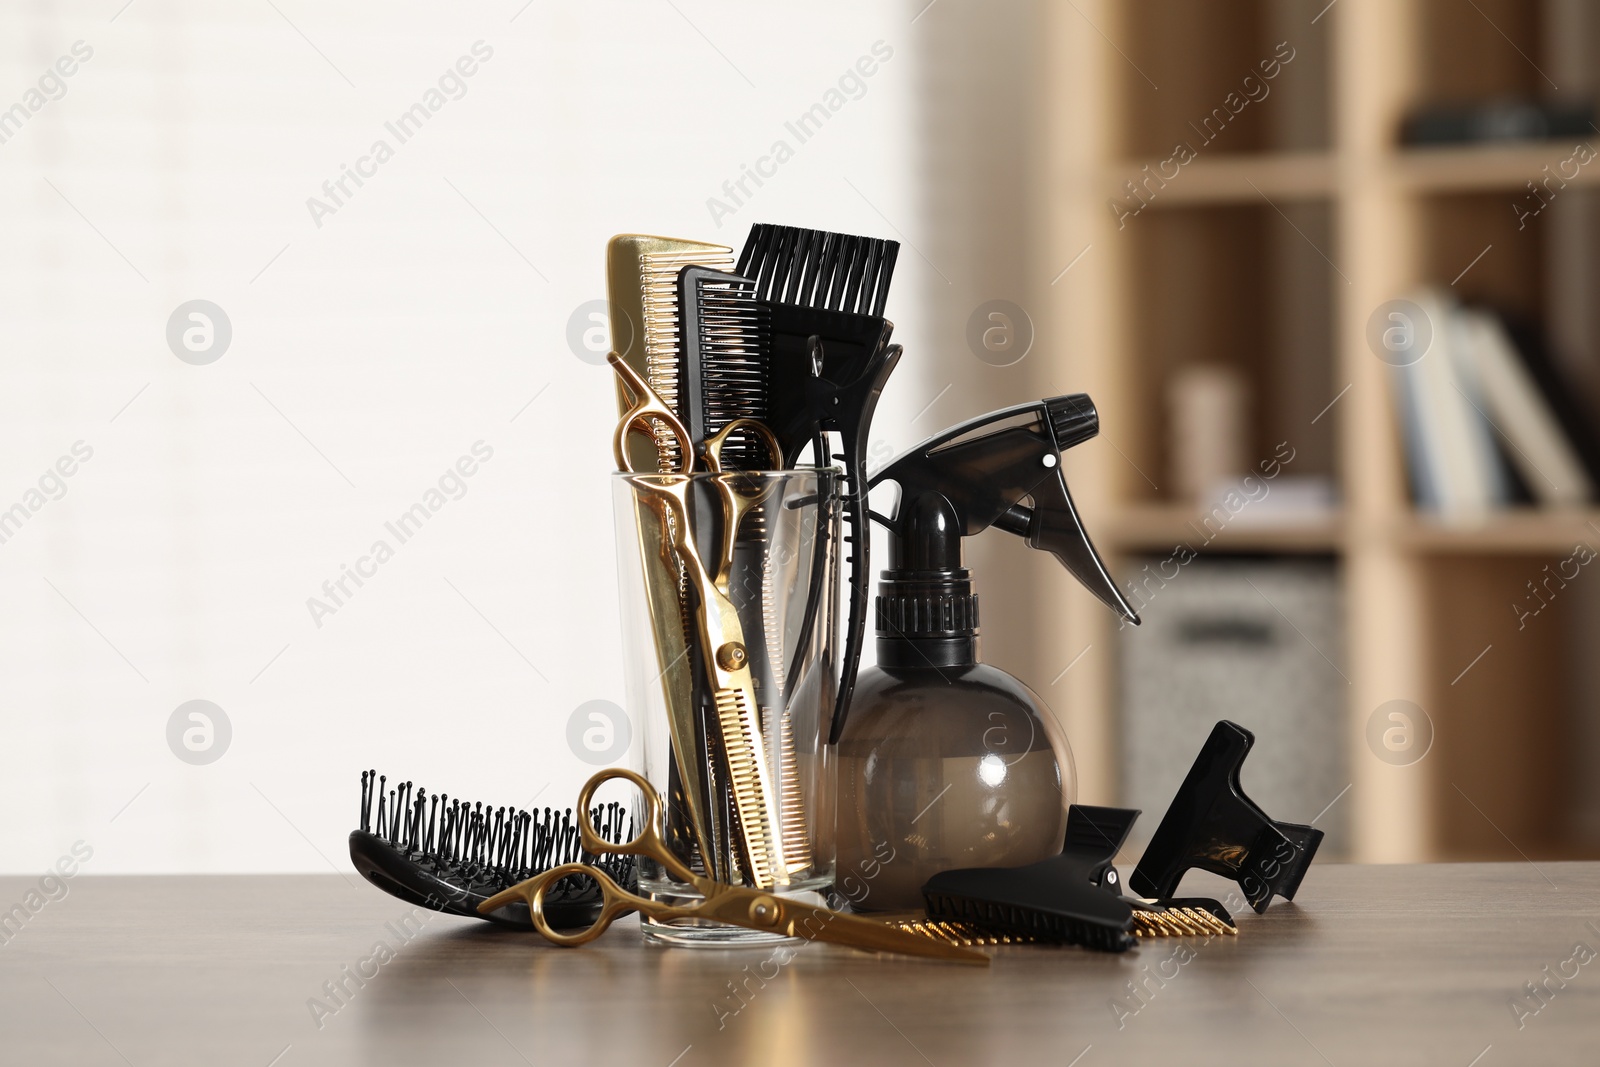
[784,904,990,965]
[634,493,721,880]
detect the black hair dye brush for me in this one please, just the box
[348,771,636,930]
[735,223,903,741]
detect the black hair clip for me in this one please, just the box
[921,804,1141,951]
[1130,720,1323,914]
[917,805,1236,952]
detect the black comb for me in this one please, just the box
[737,223,903,742]
[676,265,769,469]
[1130,721,1324,914]
[348,770,636,930]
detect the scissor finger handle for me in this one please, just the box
[574,767,699,887]
[528,863,640,947]
[699,417,784,473]
[607,353,692,474]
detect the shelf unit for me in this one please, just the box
[1032,0,1600,862]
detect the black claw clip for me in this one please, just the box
[1130,720,1323,914]
[921,805,1143,952]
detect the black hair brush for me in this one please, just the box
[348,771,636,930]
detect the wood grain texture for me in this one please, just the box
[2,866,1598,1065]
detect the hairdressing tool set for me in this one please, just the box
[603,224,903,904]
[349,219,1323,960]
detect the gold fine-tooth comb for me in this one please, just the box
[607,235,740,880]
[605,235,734,473]
[893,903,1236,948]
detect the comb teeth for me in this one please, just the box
[1131,906,1237,937]
[638,249,734,468]
[896,907,1234,948]
[922,891,1137,952]
[737,224,900,316]
[893,920,1032,947]
[679,268,770,468]
[712,688,789,888]
[777,710,812,874]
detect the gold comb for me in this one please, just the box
[892,920,1034,947]
[1130,905,1237,938]
[751,519,812,877]
[777,710,811,874]
[606,235,734,473]
[892,905,1236,947]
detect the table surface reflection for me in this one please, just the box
[2,864,1597,1065]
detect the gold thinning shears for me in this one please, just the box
[609,352,794,887]
[478,768,988,964]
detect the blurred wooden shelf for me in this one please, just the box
[1387,143,1600,194]
[1395,509,1600,553]
[1042,0,1600,867]
[1099,151,1336,206]
[1101,503,1344,552]
[1092,143,1600,211]
[1102,507,1600,555]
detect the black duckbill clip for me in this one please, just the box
[921,805,1143,952]
[1130,720,1324,914]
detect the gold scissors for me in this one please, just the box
[609,353,793,887]
[478,768,989,964]
[608,352,781,477]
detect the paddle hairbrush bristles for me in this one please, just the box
[349,770,636,930]
[737,223,899,316]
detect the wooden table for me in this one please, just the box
[3,864,1598,1065]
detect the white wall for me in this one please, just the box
[0,0,941,872]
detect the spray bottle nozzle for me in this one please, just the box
[870,394,1140,632]
[1045,393,1101,451]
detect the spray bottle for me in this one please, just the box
[835,394,1140,910]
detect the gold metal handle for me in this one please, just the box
[573,767,698,888]
[608,353,692,474]
[700,417,784,473]
[526,863,636,947]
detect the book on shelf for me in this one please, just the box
[1390,289,1597,519]
[1465,310,1595,508]
[1399,97,1595,147]
[1389,290,1510,518]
